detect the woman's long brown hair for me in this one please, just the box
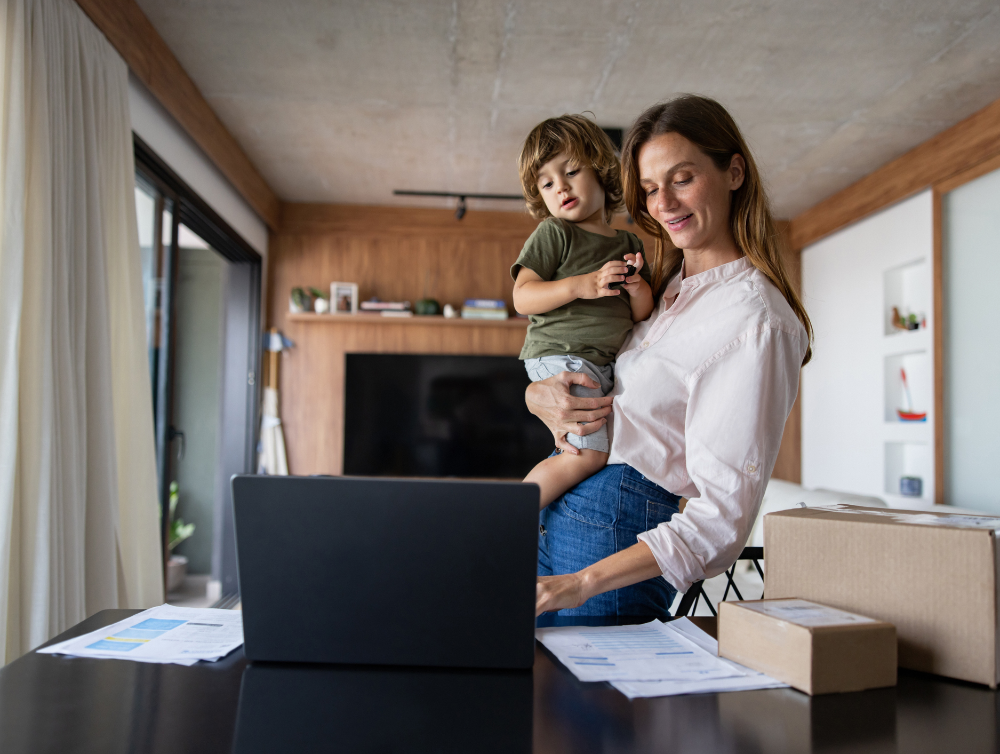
[621,95,813,364]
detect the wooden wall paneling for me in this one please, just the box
[270,205,542,474]
[269,204,678,475]
[932,189,945,505]
[789,96,1000,250]
[75,0,281,228]
[934,152,1000,196]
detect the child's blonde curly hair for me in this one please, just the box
[518,115,623,224]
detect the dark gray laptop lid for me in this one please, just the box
[232,475,538,669]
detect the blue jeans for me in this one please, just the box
[538,463,681,619]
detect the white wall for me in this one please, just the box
[801,190,935,507]
[127,73,268,257]
[943,167,1000,513]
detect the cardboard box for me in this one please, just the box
[765,505,1000,687]
[718,599,897,695]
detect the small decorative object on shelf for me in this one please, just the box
[897,368,927,422]
[461,298,508,320]
[891,306,926,332]
[289,286,310,313]
[360,297,412,317]
[900,476,923,497]
[360,298,410,313]
[310,287,330,314]
[415,298,441,316]
[442,303,458,319]
[330,282,359,314]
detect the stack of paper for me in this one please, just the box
[536,618,786,699]
[38,605,243,666]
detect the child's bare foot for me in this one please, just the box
[524,449,608,509]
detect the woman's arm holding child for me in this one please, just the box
[513,261,632,315]
[622,252,653,322]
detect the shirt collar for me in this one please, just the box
[661,256,753,307]
[681,255,752,287]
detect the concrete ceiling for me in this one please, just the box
[136,0,1000,219]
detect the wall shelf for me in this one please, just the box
[883,258,930,336]
[288,313,529,328]
[884,441,931,502]
[882,327,929,355]
[883,350,931,424]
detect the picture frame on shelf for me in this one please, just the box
[331,282,358,315]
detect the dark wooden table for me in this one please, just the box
[0,610,996,753]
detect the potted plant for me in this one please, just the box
[310,287,330,314]
[166,481,196,593]
[289,286,311,313]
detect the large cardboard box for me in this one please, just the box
[718,599,897,695]
[765,505,1000,687]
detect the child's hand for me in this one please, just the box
[577,260,630,299]
[621,252,646,295]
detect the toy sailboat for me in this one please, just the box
[897,368,927,421]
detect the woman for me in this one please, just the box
[529,95,812,618]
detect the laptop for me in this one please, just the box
[231,475,539,669]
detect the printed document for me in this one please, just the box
[609,619,787,698]
[37,605,243,666]
[536,619,744,683]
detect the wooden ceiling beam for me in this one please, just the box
[75,0,281,230]
[789,96,1000,250]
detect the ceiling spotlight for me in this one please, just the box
[392,190,526,222]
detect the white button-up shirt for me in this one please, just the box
[607,257,808,592]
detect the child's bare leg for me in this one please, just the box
[524,449,608,510]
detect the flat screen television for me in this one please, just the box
[343,354,555,479]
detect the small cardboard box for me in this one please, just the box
[718,599,897,695]
[765,505,1000,687]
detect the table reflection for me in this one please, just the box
[534,642,998,754]
[232,661,532,753]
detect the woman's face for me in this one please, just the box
[637,132,745,253]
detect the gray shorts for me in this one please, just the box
[524,355,614,453]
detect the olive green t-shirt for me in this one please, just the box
[510,218,650,367]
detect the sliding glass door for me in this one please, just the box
[134,137,261,601]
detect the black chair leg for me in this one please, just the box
[675,580,704,617]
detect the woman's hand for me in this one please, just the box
[576,260,630,299]
[525,372,613,455]
[536,573,589,616]
[536,544,663,616]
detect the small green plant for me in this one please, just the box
[290,287,310,310]
[168,481,195,553]
[309,287,328,300]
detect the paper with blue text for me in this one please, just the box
[536,619,745,683]
[37,605,243,666]
[609,618,788,698]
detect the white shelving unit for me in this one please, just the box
[881,257,934,506]
[802,191,936,509]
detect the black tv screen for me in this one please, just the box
[343,354,555,479]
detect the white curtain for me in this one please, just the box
[0,0,163,663]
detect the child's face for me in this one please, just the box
[536,153,606,224]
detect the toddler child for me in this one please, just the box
[511,115,653,509]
